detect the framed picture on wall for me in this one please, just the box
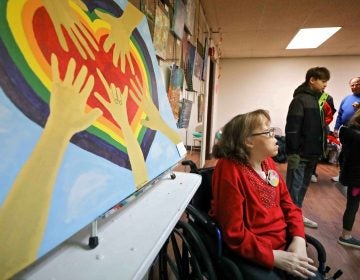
[194,39,204,80]
[198,94,204,123]
[168,64,184,120]
[171,0,185,40]
[184,41,196,91]
[184,0,195,35]
[153,5,170,59]
[202,37,209,81]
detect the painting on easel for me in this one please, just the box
[0,0,185,278]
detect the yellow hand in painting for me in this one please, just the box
[94,3,143,74]
[130,76,181,144]
[95,69,130,129]
[95,69,148,187]
[42,0,99,60]
[49,54,102,134]
[0,54,101,279]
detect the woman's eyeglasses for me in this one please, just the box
[251,127,276,138]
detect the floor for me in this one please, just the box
[173,152,360,280]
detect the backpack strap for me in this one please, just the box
[319,92,329,109]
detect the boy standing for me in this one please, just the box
[285,67,330,228]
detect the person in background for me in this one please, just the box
[331,77,360,182]
[285,67,330,228]
[210,109,319,279]
[337,109,360,249]
[311,92,336,183]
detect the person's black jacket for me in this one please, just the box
[285,83,326,158]
[339,125,360,187]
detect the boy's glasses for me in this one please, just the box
[251,127,276,138]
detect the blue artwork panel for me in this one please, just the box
[0,0,184,277]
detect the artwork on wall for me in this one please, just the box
[184,41,196,91]
[202,37,209,81]
[153,6,170,59]
[0,0,184,278]
[167,64,184,120]
[177,98,192,129]
[184,0,196,35]
[171,0,185,40]
[198,94,205,123]
[194,39,204,79]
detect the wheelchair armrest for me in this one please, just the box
[186,204,223,256]
[186,205,215,226]
[182,160,199,173]
[305,234,327,274]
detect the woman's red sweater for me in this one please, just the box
[209,157,305,269]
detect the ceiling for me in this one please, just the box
[199,0,360,58]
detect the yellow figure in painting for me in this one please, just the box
[95,3,144,74]
[130,76,182,145]
[0,54,102,279]
[41,0,99,60]
[95,68,148,187]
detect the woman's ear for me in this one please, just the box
[245,137,254,149]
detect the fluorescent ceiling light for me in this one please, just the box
[286,27,341,49]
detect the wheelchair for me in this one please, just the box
[156,160,342,280]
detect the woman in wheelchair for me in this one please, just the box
[209,109,320,279]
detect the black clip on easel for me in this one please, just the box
[88,219,99,249]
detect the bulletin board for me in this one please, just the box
[0,0,184,278]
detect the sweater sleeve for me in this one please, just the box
[285,98,304,154]
[334,100,345,130]
[211,161,275,268]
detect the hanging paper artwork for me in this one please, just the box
[202,37,209,81]
[177,98,192,129]
[194,39,204,80]
[167,64,184,120]
[171,0,185,40]
[184,41,196,91]
[198,94,205,122]
[185,0,196,35]
[153,6,170,59]
[0,0,184,278]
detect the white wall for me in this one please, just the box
[214,56,360,135]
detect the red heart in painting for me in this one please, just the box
[34,7,141,131]
[0,2,158,169]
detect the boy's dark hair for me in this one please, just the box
[305,67,330,84]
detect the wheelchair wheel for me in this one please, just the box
[158,220,217,280]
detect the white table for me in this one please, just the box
[16,171,202,280]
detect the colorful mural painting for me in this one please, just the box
[0,0,184,278]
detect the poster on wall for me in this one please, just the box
[177,98,192,129]
[153,6,170,59]
[167,64,184,120]
[184,0,196,35]
[0,0,184,278]
[202,37,209,81]
[198,94,205,122]
[194,39,204,80]
[184,41,196,91]
[171,0,185,40]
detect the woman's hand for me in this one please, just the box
[273,250,317,279]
